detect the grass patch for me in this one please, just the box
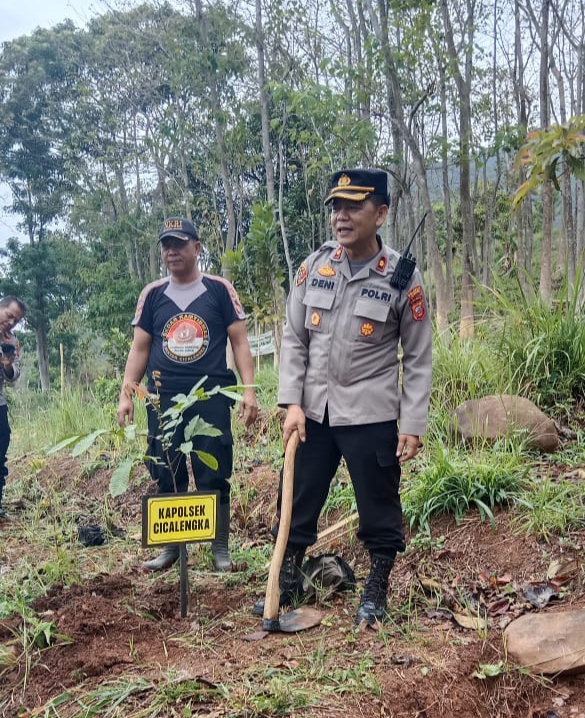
[514,478,585,541]
[402,446,527,533]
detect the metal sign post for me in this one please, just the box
[142,491,219,618]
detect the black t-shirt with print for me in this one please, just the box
[132,274,246,395]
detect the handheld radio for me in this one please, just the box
[389,212,427,290]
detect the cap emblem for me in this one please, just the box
[163,218,183,232]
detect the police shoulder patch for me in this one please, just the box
[295,262,308,286]
[407,285,426,321]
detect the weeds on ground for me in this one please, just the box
[483,270,585,419]
[514,478,585,540]
[402,445,528,533]
[23,675,219,718]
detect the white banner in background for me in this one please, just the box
[248,331,274,356]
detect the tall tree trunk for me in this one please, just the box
[255,0,275,205]
[438,53,454,310]
[441,0,475,337]
[278,130,295,289]
[537,0,553,302]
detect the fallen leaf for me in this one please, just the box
[487,597,512,616]
[547,558,578,583]
[451,612,488,631]
[417,574,443,594]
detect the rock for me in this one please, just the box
[504,610,585,675]
[452,395,559,453]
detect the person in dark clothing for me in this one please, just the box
[117,217,257,571]
[0,296,27,519]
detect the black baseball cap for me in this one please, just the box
[324,168,390,205]
[158,217,199,242]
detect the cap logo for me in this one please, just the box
[164,219,183,231]
[338,174,351,187]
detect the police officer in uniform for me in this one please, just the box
[254,169,432,625]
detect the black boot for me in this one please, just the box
[211,501,232,571]
[252,546,306,616]
[142,545,180,572]
[355,554,394,625]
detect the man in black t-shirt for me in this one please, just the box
[117,217,257,571]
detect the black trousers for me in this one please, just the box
[274,412,405,560]
[146,393,233,505]
[0,404,10,503]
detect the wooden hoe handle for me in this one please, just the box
[262,431,300,628]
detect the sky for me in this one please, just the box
[0,0,104,244]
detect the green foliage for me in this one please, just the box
[431,330,505,414]
[471,660,507,680]
[514,115,585,207]
[514,479,585,541]
[224,202,285,322]
[101,328,133,375]
[485,271,585,418]
[402,447,527,533]
[9,388,134,455]
[46,377,244,497]
[91,375,124,408]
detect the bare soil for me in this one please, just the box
[2,447,585,718]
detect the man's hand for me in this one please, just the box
[116,393,135,427]
[283,404,306,447]
[238,387,258,428]
[396,434,422,464]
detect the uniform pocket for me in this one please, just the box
[302,289,335,333]
[352,299,390,343]
[376,445,399,468]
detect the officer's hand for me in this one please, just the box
[283,404,306,447]
[116,394,134,427]
[396,434,421,464]
[238,388,258,428]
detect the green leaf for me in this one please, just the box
[184,416,223,440]
[219,389,243,402]
[179,441,193,455]
[71,429,110,457]
[46,435,82,455]
[194,450,218,470]
[471,661,505,679]
[109,459,136,498]
[123,424,137,441]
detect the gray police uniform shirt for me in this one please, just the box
[278,239,432,436]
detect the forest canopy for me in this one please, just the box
[0,0,584,389]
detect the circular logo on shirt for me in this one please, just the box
[163,314,209,362]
